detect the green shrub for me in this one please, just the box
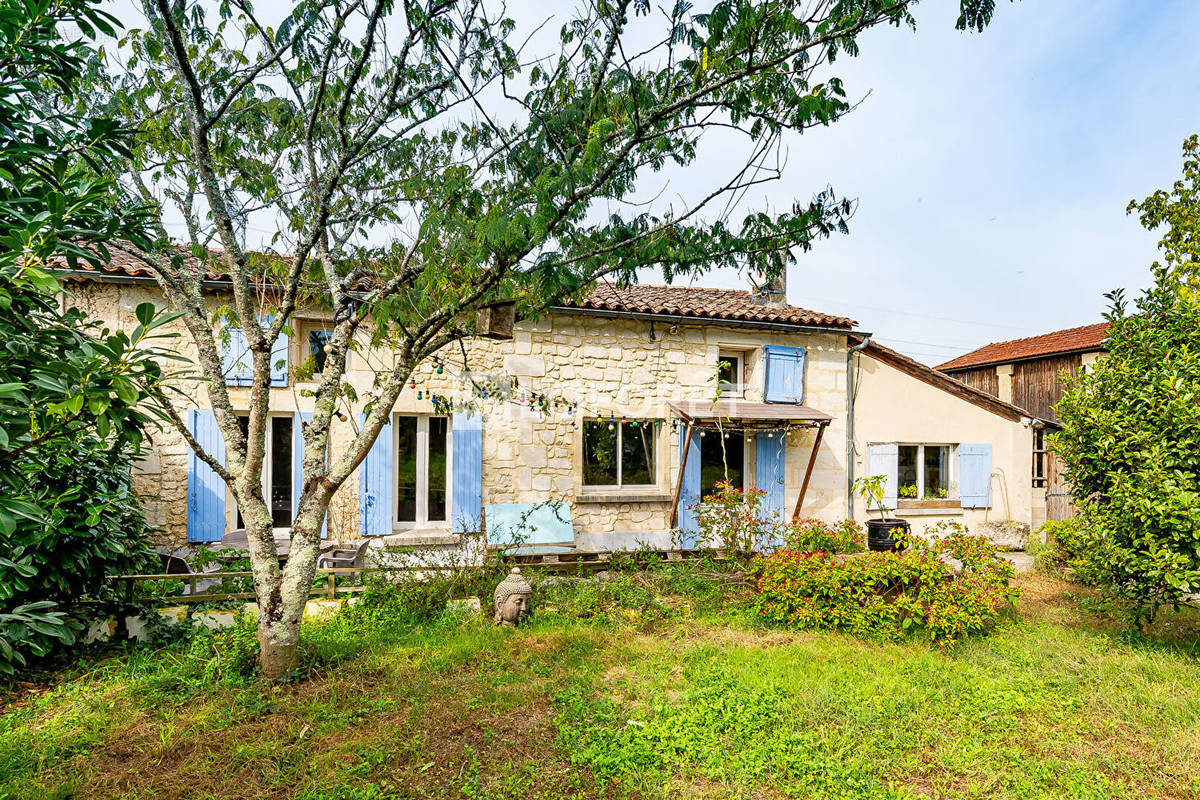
[0,602,79,675]
[1052,139,1200,624]
[691,480,775,552]
[347,558,506,627]
[692,482,868,557]
[0,438,155,676]
[783,519,865,554]
[1030,519,1108,585]
[752,548,1017,643]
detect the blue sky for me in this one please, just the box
[138,0,1200,365]
[670,0,1200,363]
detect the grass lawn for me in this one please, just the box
[3,572,1200,799]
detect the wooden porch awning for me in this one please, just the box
[668,399,831,427]
[667,399,832,528]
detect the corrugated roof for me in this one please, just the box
[668,399,833,424]
[936,322,1109,372]
[561,282,856,329]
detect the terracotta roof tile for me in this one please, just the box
[61,248,858,331]
[52,243,277,283]
[562,282,856,329]
[936,322,1110,372]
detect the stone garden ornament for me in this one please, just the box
[493,567,532,625]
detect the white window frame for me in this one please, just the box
[898,443,958,500]
[298,320,333,379]
[582,419,660,489]
[717,350,745,397]
[230,413,294,532]
[393,414,452,530]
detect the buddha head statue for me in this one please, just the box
[493,567,532,626]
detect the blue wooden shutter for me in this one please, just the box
[755,432,787,548]
[451,412,483,533]
[358,414,393,536]
[676,427,702,547]
[864,443,898,514]
[294,412,327,537]
[218,317,287,386]
[958,444,993,508]
[763,345,806,403]
[220,325,252,386]
[187,409,226,542]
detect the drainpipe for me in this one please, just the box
[846,334,873,519]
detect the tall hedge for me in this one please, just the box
[1053,273,1200,624]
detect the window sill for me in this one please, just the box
[897,499,960,510]
[894,499,963,518]
[383,530,460,547]
[576,489,673,504]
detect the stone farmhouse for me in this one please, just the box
[60,255,1043,554]
[938,321,1109,525]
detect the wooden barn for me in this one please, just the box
[937,322,1110,525]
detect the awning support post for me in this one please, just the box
[668,420,694,529]
[792,421,828,521]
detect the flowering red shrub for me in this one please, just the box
[692,481,771,552]
[784,518,865,554]
[691,482,867,555]
[752,546,1018,643]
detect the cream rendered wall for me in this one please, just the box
[67,281,850,549]
[852,352,1034,533]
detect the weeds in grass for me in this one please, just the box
[6,566,1200,800]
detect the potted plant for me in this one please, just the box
[853,474,910,552]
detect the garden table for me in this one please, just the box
[219,529,337,564]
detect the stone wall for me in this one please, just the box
[66,280,852,548]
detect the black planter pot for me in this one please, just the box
[866,519,910,552]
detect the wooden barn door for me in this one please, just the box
[1044,447,1075,521]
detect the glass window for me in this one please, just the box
[234,415,293,529]
[583,420,658,487]
[428,417,447,522]
[923,446,949,498]
[896,443,954,501]
[395,415,449,527]
[898,445,919,498]
[1032,429,1047,487]
[270,416,293,527]
[621,422,655,485]
[307,329,332,375]
[583,421,619,485]
[717,353,742,395]
[396,416,418,523]
[701,430,745,498]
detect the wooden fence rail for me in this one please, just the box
[112,566,404,606]
[113,548,728,607]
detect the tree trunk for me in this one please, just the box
[254,508,326,681]
[258,615,301,679]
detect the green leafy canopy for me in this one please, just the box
[1054,134,1200,626]
[0,0,178,674]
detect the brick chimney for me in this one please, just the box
[751,270,787,308]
